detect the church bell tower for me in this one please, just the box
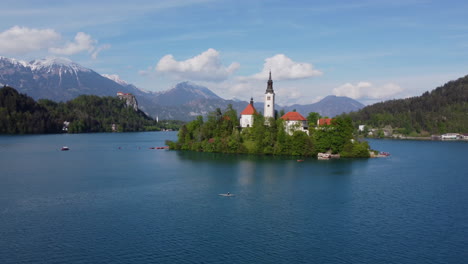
[264,71,275,119]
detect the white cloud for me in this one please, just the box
[49,32,95,55]
[91,44,111,59]
[211,79,312,106]
[0,26,109,59]
[247,54,322,80]
[49,32,110,59]
[155,48,240,82]
[275,86,304,105]
[0,26,60,54]
[333,81,403,100]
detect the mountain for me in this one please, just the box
[347,75,468,134]
[153,81,221,106]
[0,56,365,121]
[0,56,161,120]
[285,95,365,118]
[101,74,130,86]
[101,74,151,95]
[0,57,147,102]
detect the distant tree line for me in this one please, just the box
[167,104,370,157]
[344,75,468,135]
[0,86,183,134]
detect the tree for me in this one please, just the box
[169,107,369,157]
[0,86,167,134]
[307,112,321,127]
[345,74,468,135]
[314,116,353,154]
[279,109,285,117]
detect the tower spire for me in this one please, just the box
[264,71,275,120]
[266,71,274,93]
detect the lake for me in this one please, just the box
[0,132,467,263]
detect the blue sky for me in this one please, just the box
[1,0,467,105]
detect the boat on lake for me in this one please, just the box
[219,193,235,197]
[61,146,69,151]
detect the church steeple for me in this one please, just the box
[265,71,274,94]
[264,71,275,120]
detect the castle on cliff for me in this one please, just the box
[117,92,139,111]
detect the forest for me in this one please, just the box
[167,105,371,158]
[345,75,468,135]
[0,86,181,134]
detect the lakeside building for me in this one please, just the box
[441,133,461,140]
[317,118,333,126]
[239,72,310,135]
[240,97,257,128]
[280,111,309,135]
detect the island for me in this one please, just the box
[167,73,372,158]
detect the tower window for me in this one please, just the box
[267,96,271,100]
[267,105,270,107]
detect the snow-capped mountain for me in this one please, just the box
[102,73,151,94]
[102,74,129,86]
[29,57,91,74]
[0,56,29,68]
[0,56,143,102]
[0,56,365,121]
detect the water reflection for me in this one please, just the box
[174,150,362,186]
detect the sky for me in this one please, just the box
[0,0,467,105]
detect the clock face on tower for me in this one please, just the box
[267,105,270,107]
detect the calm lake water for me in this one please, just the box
[0,132,467,263]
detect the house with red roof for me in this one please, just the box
[317,118,333,126]
[280,111,309,135]
[240,97,257,128]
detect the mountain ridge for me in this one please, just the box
[0,56,365,121]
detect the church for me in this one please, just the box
[239,72,309,135]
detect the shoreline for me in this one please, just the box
[365,136,468,142]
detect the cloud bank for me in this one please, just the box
[248,54,322,80]
[0,26,60,54]
[333,81,403,100]
[0,26,109,59]
[49,32,95,55]
[155,48,239,82]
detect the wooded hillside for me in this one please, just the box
[346,75,468,135]
[0,86,179,134]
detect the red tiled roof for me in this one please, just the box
[280,112,306,121]
[318,118,333,126]
[241,103,257,115]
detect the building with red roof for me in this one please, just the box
[280,111,309,135]
[317,118,333,126]
[240,98,257,128]
[238,73,309,135]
